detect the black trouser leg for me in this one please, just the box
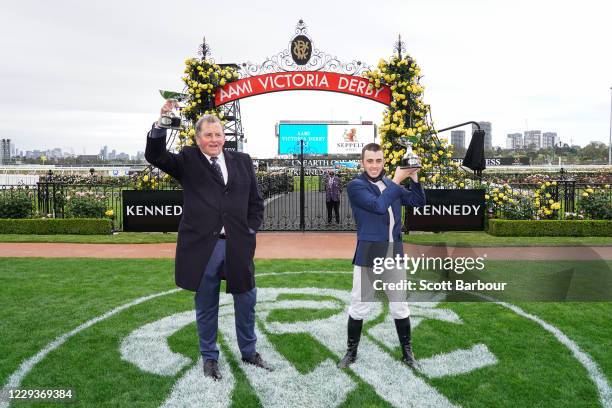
[332,200,340,223]
[326,200,333,222]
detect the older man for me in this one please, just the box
[145,100,272,380]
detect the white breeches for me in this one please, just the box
[348,264,410,320]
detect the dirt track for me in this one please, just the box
[0,233,610,260]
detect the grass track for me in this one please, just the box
[0,258,610,407]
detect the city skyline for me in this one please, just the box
[3,123,599,161]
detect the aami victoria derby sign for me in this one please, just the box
[123,190,182,232]
[405,189,486,232]
[215,71,392,106]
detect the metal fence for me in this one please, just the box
[257,172,356,231]
[0,173,610,231]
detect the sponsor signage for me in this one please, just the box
[327,125,373,154]
[215,71,392,106]
[404,189,485,231]
[122,190,182,232]
[452,157,530,166]
[279,124,328,155]
[278,124,375,155]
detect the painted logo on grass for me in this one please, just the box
[2,272,610,408]
[120,287,496,408]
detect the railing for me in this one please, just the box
[0,172,610,231]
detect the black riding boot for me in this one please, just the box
[395,317,420,369]
[338,316,363,368]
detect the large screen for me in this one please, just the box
[278,123,375,155]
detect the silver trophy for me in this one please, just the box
[398,138,422,169]
[158,99,184,130]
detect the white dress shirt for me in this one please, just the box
[372,179,394,242]
[203,152,228,185]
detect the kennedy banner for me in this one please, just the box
[123,190,182,232]
[215,71,392,106]
[404,189,486,231]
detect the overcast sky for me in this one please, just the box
[1,0,611,158]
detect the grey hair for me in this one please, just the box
[195,114,224,135]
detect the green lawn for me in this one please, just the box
[0,230,609,246]
[292,175,321,192]
[404,231,612,247]
[0,258,610,407]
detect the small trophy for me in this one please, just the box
[158,99,183,130]
[398,137,422,169]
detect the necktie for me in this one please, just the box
[210,156,224,183]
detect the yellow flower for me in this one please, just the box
[605,184,610,189]
[143,175,149,182]
[586,188,594,194]
[493,197,498,202]
[105,210,114,217]
[552,181,557,186]
[545,181,551,186]
[485,194,490,199]
[582,192,589,197]
[548,199,554,205]
[459,182,465,188]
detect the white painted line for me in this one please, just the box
[120,311,195,376]
[418,344,498,379]
[0,288,182,408]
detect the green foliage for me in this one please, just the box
[0,218,112,234]
[488,219,612,237]
[577,187,612,220]
[65,191,107,218]
[0,189,34,218]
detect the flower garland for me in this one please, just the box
[177,58,239,148]
[363,54,466,187]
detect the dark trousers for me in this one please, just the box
[194,238,257,361]
[326,200,340,223]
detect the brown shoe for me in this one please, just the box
[242,352,274,371]
[203,359,222,380]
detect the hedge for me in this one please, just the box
[0,218,112,235]
[487,219,612,237]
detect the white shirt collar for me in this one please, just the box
[203,151,225,164]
